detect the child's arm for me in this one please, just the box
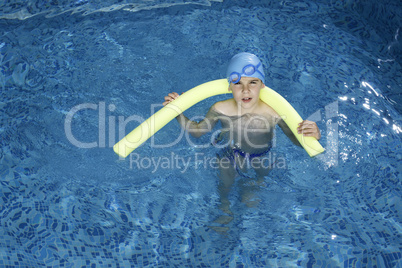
[163,92,219,138]
[278,119,321,147]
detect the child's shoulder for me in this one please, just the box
[211,99,236,115]
[258,100,281,119]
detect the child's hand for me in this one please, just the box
[297,120,321,140]
[163,92,180,106]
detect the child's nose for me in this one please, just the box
[242,85,251,92]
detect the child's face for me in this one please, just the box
[229,77,265,110]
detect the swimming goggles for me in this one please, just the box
[228,62,265,84]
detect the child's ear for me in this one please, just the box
[228,85,232,91]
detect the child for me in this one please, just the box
[163,52,321,217]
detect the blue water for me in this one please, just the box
[1,0,401,267]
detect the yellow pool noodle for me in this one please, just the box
[113,79,324,158]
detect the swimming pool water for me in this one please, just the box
[0,0,401,267]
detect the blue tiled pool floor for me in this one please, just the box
[1,0,401,267]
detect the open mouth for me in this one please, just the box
[242,97,252,103]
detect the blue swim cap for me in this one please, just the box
[226,52,265,84]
